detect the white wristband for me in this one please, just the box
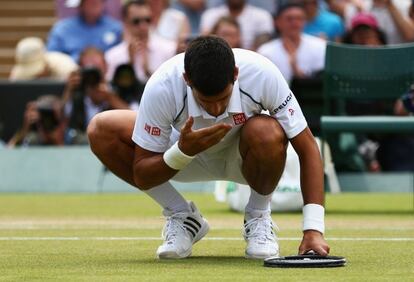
[302,204,325,234]
[163,141,195,170]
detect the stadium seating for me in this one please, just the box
[321,42,414,133]
[0,0,55,79]
[320,43,414,168]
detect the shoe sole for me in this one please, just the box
[157,219,210,259]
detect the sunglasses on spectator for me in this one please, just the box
[130,17,151,25]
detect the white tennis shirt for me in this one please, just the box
[132,48,307,154]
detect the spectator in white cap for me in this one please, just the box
[10,37,78,81]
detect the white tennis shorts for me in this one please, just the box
[171,134,248,184]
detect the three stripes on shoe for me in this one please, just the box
[183,217,202,238]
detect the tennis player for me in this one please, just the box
[87,36,330,259]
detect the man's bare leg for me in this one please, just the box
[87,110,137,187]
[88,109,192,213]
[239,115,288,259]
[240,115,288,195]
[87,110,189,211]
[88,110,208,259]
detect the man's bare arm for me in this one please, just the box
[290,127,330,255]
[290,127,324,205]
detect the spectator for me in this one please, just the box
[257,4,326,83]
[211,16,242,48]
[47,0,123,62]
[105,0,176,84]
[395,86,414,116]
[172,0,206,36]
[63,47,129,144]
[207,0,283,15]
[368,0,414,44]
[327,0,414,44]
[342,13,387,45]
[149,0,191,42]
[325,0,365,23]
[302,0,345,41]
[111,63,144,111]
[176,35,193,54]
[409,1,414,24]
[200,0,274,50]
[376,86,414,171]
[7,95,66,147]
[10,37,77,81]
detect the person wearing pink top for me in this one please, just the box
[105,0,176,83]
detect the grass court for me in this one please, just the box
[0,192,413,281]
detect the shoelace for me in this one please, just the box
[161,212,188,244]
[243,216,278,244]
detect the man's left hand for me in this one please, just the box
[298,230,330,256]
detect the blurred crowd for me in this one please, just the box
[4,0,414,171]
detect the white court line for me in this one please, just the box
[0,237,413,241]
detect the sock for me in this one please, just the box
[245,188,272,220]
[144,182,190,214]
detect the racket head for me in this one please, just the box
[264,254,346,268]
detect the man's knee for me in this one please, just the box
[240,115,288,158]
[87,111,117,154]
[87,113,103,145]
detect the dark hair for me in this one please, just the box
[184,36,235,96]
[121,0,148,19]
[274,3,305,19]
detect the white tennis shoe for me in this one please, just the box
[157,201,209,259]
[243,210,279,259]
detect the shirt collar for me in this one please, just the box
[186,79,242,120]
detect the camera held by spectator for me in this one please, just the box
[111,63,145,111]
[80,66,102,90]
[62,47,129,144]
[7,95,65,147]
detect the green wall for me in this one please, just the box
[0,147,412,193]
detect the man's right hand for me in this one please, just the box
[178,116,232,156]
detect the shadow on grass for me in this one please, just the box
[210,209,414,216]
[326,210,414,215]
[126,256,260,266]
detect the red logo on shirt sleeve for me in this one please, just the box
[151,127,161,136]
[144,123,151,134]
[233,113,246,125]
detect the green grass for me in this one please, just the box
[0,193,413,281]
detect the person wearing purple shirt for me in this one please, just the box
[47,0,122,62]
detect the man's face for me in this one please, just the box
[276,7,306,37]
[125,5,152,38]
[80,53,106,75]
[192,83,234,117]
[302,0,318,16]
[80,0,105,22]
[351,27,383,46]
[215,22,241,48]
